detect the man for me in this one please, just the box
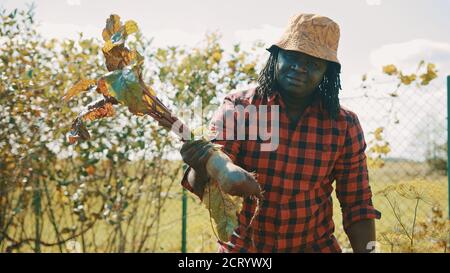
[180,13,381,253]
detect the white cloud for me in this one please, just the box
[370,39,450,74]
[366,0,382,6]
[66,0,81,6]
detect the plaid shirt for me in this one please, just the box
[181,88,381,253]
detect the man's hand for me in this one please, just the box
[346,219,377,253]
[180,139,215,174]
[180,139,215,198]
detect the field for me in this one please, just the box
[149,160,449,253]
[1,159,447,253]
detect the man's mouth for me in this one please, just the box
[286,76,306,86]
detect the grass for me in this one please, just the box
[2,160,447,253]
[155,160,449,253]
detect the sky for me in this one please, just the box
[2,0,449,87]
[1,0,449,160]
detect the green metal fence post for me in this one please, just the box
[447,75,450,219]
[181,165,188,253]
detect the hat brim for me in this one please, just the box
[266,44,341,71]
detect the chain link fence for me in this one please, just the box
[333,78,448,252]
[156,77,449,253]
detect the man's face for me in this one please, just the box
[275,49,328,99]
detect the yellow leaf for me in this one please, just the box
[130,49,144,66]
[211,51,222,63]
[146,85,157,97]
[104,45,133,71]
[143,92,163,113]
[111,15,121,32]
[81,102,116,122]
[124,20,138,35]
[242,62,256,74]
[382,64,398,76]
[227,60,237,70]
[102,28,110,42]
[367,157,385,169]
[102,14,122,41]
[102,40,114,53]
[63,79,96,102]
[419,63,438,85]
[202,180,243,242]
[399,73,416,85]
[379,144,391,155]
[374,127,384,141]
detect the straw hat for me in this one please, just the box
[268,13,341,66]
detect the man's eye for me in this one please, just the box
[309,62,320,68]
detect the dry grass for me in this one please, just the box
[157,160,449,253]
[3,160,447,253]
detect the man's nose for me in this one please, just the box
[290,63,307,73]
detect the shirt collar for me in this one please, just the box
[266,91,279,103]
[266,89,324,113]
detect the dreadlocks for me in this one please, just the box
[256,47,342,119]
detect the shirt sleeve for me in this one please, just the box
[180,95,242,196]
[334,111,381,232]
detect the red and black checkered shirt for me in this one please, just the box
[181,88,381,253]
